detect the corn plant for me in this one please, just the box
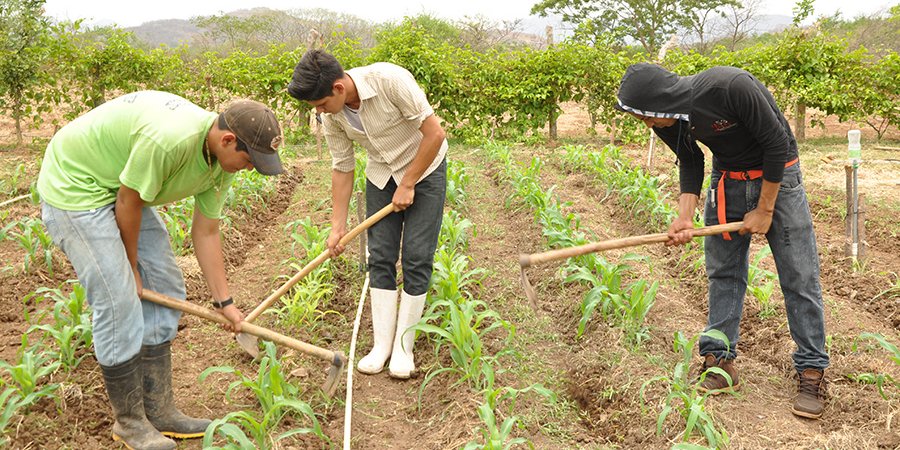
[158,199,194,256]
[619,280,659,347]
[0,388,27,445]
[200,342,298,414]
[463,384,555,450]
[415,295,513,392]
[199,342,328,449]
[438,210,476,255]
[0,338,61,408]
[747,245,778,319]
[202,399,327,449]
[850,333,900,399]
[872,272,900,301]
[0,163,26,196]
[25,283,92,372]
[564,256,629,339]
[271,219,338,330]
[640,330,733,448]
[430,247,488,303]
[353,152,368,194]
[417,248,508,393]
[225,169,275,216]
[446,159,471,208]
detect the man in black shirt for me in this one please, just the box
[615,63,829,419]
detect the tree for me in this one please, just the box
[720,0,762,51]
[457,15,525,52]
[0,0,51,147]
[678,0,739,54]
[531,0,734,55]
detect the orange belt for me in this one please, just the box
[716,158,799,240]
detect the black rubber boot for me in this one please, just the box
[142,341,212,439]
[101,354,176,450]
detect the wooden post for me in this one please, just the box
[858,192,867,262]
[844,165,852,257]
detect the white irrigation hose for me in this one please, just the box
[0,194,29,209]
[343,272,369,449]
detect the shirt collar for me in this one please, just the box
[348,67,377,102]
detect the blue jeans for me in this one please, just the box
[699,164,829,371]
[42,203,185,367]
[366,158,446,295]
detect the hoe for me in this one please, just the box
[518,221,744,306]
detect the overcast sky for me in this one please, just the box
[43,0,895,28]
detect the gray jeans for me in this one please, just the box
[700,163,829,371]
[41,203,185,366]
[366,158,446,295]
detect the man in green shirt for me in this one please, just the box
[37,91,283,449]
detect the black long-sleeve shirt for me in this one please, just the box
[649,67,798,195]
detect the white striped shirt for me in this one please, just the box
[322,62,448,189]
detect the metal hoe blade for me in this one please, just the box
[323,351,348,397]
[234,332,259,359]
[519,264,538,310]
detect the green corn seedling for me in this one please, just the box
[202,399,328,449]
[446,159,471,208]
[851,333,900,398]
[747,245,778,319]
[12,219,40,273]
[640,330,733,448]
[0,339,61,408]
[199,342,301,415]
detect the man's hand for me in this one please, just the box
[666,216,695,246]
[326,224,348,256]
[740,207,774,235]
[392,183,415,211]
[218,304,244,333]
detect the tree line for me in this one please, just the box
[0,0,897,148]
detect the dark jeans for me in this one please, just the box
[366,158,446,295]
[699,164,829,371]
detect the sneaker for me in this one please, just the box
[697,354,740,394]
[792,368,826,419]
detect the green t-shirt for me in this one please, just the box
[37,91,235,219]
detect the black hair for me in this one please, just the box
[287,49,345,101]
[217,114,248,153]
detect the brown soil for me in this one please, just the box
[0,104,899,449]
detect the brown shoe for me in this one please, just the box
[697,354,740,394]
[792,368,826,419]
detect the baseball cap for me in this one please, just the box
[223,100,284,175]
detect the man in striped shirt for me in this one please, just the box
[288,50,448,380]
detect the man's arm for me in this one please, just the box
[192,210,243,332]
[115,185,145,295]
[740,179,778,235]
[667,193,700,246]
[728,75,790,235]
[393,115,445,210]
[327,169,354,255]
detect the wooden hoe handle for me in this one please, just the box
[519,221,744,268]
[141,289,335,362]
[245,203,397,323]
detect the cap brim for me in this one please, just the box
[613,101,628,113]
[249,149,283,176]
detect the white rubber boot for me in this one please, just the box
[357,288,398,375]
[388,291,427,379]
